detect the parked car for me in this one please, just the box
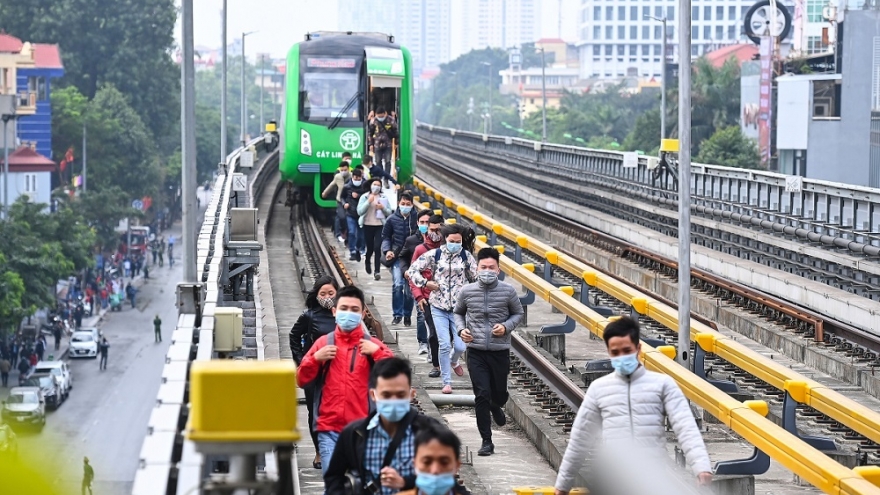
[0,423,17,458]
[2,387,46,431]
[33,361,72,399]
[69,329,99,359]
[23,373,63,409]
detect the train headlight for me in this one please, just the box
[300,129,312,156]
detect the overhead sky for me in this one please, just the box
[175,0,580,60]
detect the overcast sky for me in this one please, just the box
[175,0,580,60]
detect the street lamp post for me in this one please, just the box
[182,0,198,282]
[538,47,547,142]
[676,0,693,368]
[241,31,257,145]
[646,15,668,141]
[481,62,492,133]
[260,54,265,135]
[220,0,227,166]
[2,112,16,216]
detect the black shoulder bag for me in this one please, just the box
[345,409,417,495]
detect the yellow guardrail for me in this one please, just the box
[415,179,880,446]
[412,180,880,495]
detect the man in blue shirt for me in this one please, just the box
[324,357,441,494]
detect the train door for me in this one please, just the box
[365,46,405,176]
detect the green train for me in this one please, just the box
[280,31,416,209]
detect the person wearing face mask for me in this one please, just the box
[324,358,443,494]
[455,247,524,456]
[369,106,398,173]
[342,168,368,261]
[357,178,394,280]
[381,191,420,326]
[288,276,339,470]
[297,285,394,478]
[553,317,713,495]
[396,425,471,495]
[362,154,398,190]
[322,161,352,244]
[405,214,446,377]
[407,224,477,394]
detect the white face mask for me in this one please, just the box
[371,185,381,193]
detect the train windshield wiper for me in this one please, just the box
[328,91,362,130]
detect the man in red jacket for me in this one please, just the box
[297,285,394,476]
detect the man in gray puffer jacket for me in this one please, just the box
[554,317,712,495]
[455,247,524,457]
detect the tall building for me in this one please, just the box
[336,0,451,71]
[576,0,760,80]
[455,0,541,58]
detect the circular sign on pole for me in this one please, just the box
[744,0,792,45]
[339,130,361,151]
[132,199,144,211]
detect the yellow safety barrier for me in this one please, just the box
[415,181,880,448]
[513,488,588,494]
[416,181,880,495]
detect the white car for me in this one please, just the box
[33,361,72,399]
[69,329,99,358]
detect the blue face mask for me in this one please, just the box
[335,311,362,332]
[415,471,457,495]
[375,398,411,422]
[418,224,429,234]
[400,205,412,215]
[610,352,639,375]
[446,242,462,254]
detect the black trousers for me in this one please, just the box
[362,225,383,274]
[422,304,440,367]
[303,383,320,452]
[99,354,107,370]
[466,348,510,441]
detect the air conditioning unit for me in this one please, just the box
[814,97,832,117]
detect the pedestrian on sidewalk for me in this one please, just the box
[153,315,162,343]
[16,355,30,385]
[82,457,94,495]
[455,247,524,457]
[126,282,136,308]
[98,337,109,370]
[0,356,10,387]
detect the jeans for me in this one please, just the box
[317,431,340,478]
[345,216,364,254]
[391,261,414,319]
[467,348,510,441]
[416,306,427,344]
[376,146,392,170]
[334,202,347,238]
[431,307,466,386]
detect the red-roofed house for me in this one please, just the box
[0,146,54,205]
[18,41,64,160]
[0,33,36,117]
[704,44,759,68]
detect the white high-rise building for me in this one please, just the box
[454,0,541,59]
[576,0,760,80]
[336,0,451,71]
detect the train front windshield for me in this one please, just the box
[299,56,362,126]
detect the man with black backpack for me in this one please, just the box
[324,357,442,494]
[297,285,394,477]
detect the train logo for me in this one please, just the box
[339,130,361,151]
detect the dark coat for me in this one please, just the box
[380,210,419,256]
[324,409,443,494]
[341,179,368,219]
[397,232,425,275]
[288,306,336,363]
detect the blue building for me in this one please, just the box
[17,43,63,160]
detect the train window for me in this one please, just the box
[299,58,363,126]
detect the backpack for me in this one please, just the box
[433,248,476,283]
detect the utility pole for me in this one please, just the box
[676,0,692,368]
[647,15,668,141]
[82,121,87,193]
[220,0,227,166]
[182,0,198,283]
[482,62,492,133]
[539,47,547,142]
[2,100,16,217]
[241,32,246,145]
[260,53,265,134]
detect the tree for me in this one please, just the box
[71,187,141,251]
[695,126,762,170]
[623,108,662,154]
[0,254,25,338]
[0,0,180,143]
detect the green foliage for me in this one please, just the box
[0,254,26,337]
[0,0,179,143]
[67,187,139,251]
[695,126,762,169]
[622,108,662,155]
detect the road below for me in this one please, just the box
[6,224,186,494]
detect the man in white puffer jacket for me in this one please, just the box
[554,317,713,495]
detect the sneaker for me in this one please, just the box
[355,253,362,262]
[337,236,345,243]
[391,317,402,325]
[451,362,464,376]
[491,405,507,427]
[403,317,412,327]
[349,253,358,261]
[441,384,453,394]
[418,343,429,355]
[425,350,433,363]
[374,273,381,281]
[477,440,494,456]
[428,368,441,378]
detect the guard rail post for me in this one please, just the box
[692,333,739,393]
[784,380,837,451]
